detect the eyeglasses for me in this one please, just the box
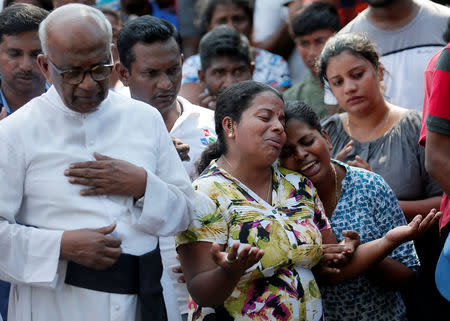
[47,57,114,85]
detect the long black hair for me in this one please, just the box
[197,80,283,174]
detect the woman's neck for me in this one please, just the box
[219,153,273,201]
[345,99,392,142]
[315,162,345,218]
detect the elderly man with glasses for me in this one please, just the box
[0,4,193,321]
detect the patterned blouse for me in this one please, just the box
[321,160,420,321]
[176,161,330,321]
[181,48,292,88]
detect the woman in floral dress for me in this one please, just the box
[176,81,334,320]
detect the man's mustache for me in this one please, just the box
[14,71,41,79]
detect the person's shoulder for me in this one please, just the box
[0,93,45,132]
[339,9,370,33]
[436,45,450,72]
[184,53,201,66]
[347,163,382,183]
[397,109,422,131]
[345,163,390,193]
[179,96,214,118]
[177,96,216,134]
[321,113,341,129]
[275,164,316,194]
[418,0,450,17]
[283,81,305,100]
[193,163,226,189]
[254,47,287,63]
[109,90,161,118]
[284,75,315,99]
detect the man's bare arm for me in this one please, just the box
[425,129,450,195]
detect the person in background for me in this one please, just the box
[182,25,253,110]
[251,0,295,60]
[99,7,123,90]
[116,15,216,179]
[284,1,340,119]
[3,0,52,10]
[113,15,216,320]
[177,0,202,58]
[0,3,48,120]
[179,0,291,102]
[419,40,450,309]
[0,5,49,320]
[118,0,178,25]
[334,0,450,111]
[280,101,440,321]
[52,0,94,8]
[318,32,444,321]
[282,0,367,28]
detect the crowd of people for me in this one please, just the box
[0,0,449,321]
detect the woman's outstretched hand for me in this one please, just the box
[385,208,442,245]
[210,241,264,274]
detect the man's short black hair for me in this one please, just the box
[117,15,183,71]
[0,3,49,44]
[199,25,252,72]
[4,0,53,11]
[291,2,340,38]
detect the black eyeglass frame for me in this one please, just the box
[47,56,114,85]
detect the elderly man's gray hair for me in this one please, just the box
[38,3,112,56]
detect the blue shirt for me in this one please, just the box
[0,86,13,116]
[321,160,420,321]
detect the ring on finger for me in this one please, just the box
[225,255,237,264]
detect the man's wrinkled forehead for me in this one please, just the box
[46,20,110,58]
[42,4,112,55]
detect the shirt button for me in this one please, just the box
[114,305,120,311]
[89,140,94,145]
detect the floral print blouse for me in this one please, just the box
[176,161,330,321]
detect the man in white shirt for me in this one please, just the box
[115,15,217,181]
[0,4,193,321]
[112,15,216,320]
[336,0,450,111]
[0,3,48,120]
[0,5,49,321]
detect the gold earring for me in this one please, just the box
[228,132,233,137]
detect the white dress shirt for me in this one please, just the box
[161,97,216,315]
[171,97,216,180]
[0,86,194,321]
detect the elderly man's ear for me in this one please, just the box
[115,62,130,86]
[37,54,52,85]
